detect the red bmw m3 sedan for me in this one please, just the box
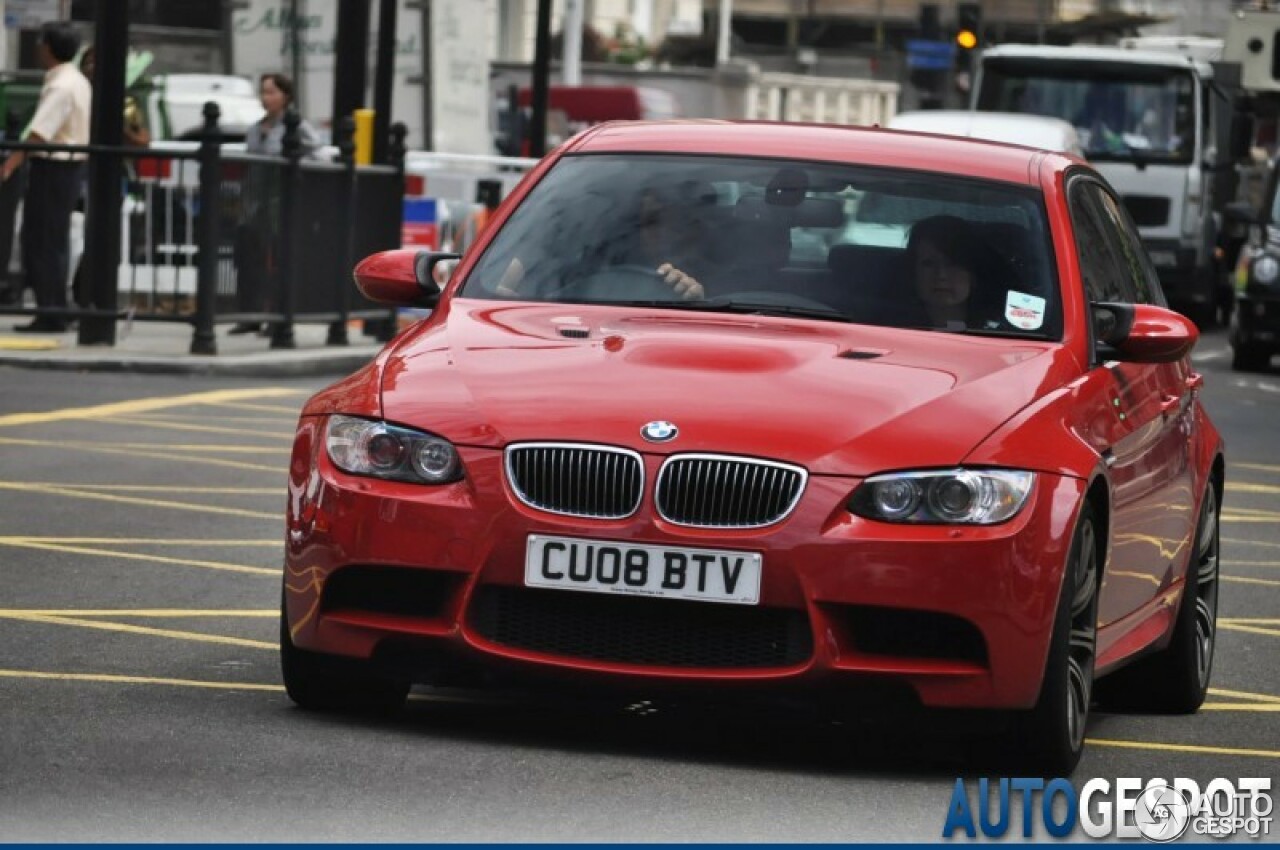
[281,122,1223,773]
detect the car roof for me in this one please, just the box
[887,110,1084,157]
[569,120,1066,187]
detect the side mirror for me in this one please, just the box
[352,249,462,308]
[1093,302,1198,363]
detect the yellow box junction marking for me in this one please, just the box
[0,608,276,618]
[0,669,284,693]
[1221,575,1280,588]
[101,415,295,440]
[0,388,304,429]
[0,611,277,650]
[0,337,59,350]
[0,436,284,473]
[0,538,277,576]
[1086,738,1280,760]
[0,482,277,520]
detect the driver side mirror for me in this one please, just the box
[353,249,462,308]
[1093,302,1198,363]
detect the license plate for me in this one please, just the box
[525,534,761,605]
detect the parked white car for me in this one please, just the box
[887,110,1084,157]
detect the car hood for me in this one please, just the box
[379,301,1077,476]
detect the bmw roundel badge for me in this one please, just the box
[641,421,678,443]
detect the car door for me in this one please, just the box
[1068,177,1197,632]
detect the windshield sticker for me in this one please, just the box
[1005,290,1046,331]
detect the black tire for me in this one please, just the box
[1012,502,1099,775]
[1095,484,1220,714]
[1231,343,1271,373]
[280,596,410,713]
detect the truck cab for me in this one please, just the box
[974,44,1228,326]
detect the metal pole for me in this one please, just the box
[372,0,397,163]
[421,0,433,151]
[272,110,301,350]
[329,115,356,346]
[717,0,733,65]
[332,0,371,129]
[79,0,129,346]
[529,0,553,157]
[190,103,221,356]
[289,0,303,111]
[563,0,583,87]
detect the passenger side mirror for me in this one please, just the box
[1093,302,1198,363]
[352,249,462,308]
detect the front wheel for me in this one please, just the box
[280,595,409,713]
[1231,342,1271,373]
[1096,483,1220,713]
[1012,502,1099,775]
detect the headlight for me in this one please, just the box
[325,415,462,484]
[848,469,1035,525]
[1252,254,1280,286]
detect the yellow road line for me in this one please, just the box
[0,482,277,520]
[1224,537,1280,549]
[0,537,279,546]
[0,669,283,692]
[1222,575,1280,587]
[0,612,277,650]
[1221,618,1280,625]
[102,415,295,440]
[207,400,303,415]
[1199,703,1280,712]
[128,413,297,425]
[0,539,277,576]
[0,436,284,474]
[1227,482,1280,495]
[1222,505,1280,516]
[1087,738,1280,759]
[0,388,304,429]
[1231,462,1280,475]
[1225,560,1280,568]
[1219,622,1280,638]
[1222,516,1280,524]
[52,443,289,455]
[0,609,276,618]
[8,485,282,494]
[1208,687,1280,704]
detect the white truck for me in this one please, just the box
[973,43,1250,326]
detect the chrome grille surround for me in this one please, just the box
[655,453,808,529]
[505,442,644,519]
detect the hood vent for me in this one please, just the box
[839,348,885,360]
[558,327,591,339]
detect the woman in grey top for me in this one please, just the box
[245,73,321,157]
[229,73,319,334]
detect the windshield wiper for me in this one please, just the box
[587,298,854,323]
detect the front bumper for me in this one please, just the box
[283,419,1086,710]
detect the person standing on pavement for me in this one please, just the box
[229,73,319,335]
[0,22,91,333]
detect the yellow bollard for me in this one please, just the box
[354,108,374,165]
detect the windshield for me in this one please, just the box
[461,154,1062,340]
[978,61,1196,164]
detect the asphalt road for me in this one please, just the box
[0,330,1276,842]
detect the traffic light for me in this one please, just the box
[955,2,982,72]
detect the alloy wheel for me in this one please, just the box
[1194,487,1220,689]
[1065,518,1098,751]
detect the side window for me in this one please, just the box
[1092,187,1165,306]
[1068,181,1132,304]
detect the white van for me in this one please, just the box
[887,110,1084,157]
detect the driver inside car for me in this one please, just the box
[494,183,713,301]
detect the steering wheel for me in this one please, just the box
[561,264,679,302]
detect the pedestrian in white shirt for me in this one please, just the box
[1,22,91,333]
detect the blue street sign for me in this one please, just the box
[907,38,955,70]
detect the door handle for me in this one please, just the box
[1160,394,1182,417]
[1186,372,1204,393]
